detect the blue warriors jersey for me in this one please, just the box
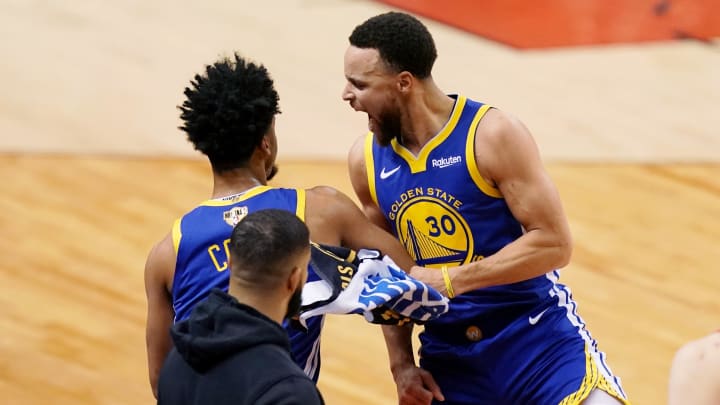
[364,95,557,325]
[365,96,629,404]
[171,185,323,381]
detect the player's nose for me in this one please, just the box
[341,83,354,102]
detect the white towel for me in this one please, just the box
[295,243,449,330]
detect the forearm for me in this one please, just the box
[452,229,571,295]
[146,312,173,398]
[376,234,416,272]
[147,336,171,398]
[344,209,416,272]
[149,361,160,398]
[381,324,416,377]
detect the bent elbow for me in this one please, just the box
[555,234,573,269]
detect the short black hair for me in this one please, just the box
[229,209,309,287]
[349,12,437,78]
[179,53,280,172]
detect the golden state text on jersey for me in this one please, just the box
[365,95,523,269]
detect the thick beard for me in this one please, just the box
[373,110,401,147]
[284,285,303,320]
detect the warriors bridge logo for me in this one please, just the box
[390,187,474,267]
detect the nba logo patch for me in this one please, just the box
[223,206,248,226]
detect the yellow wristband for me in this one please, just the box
[441,265,455,298]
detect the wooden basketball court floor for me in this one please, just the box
[1,1,719,404]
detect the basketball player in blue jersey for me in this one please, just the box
[342,12,630,405]
[144,53,426,399]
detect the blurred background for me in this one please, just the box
[1,0,718,403]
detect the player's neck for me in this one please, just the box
[211,167,266,199]
[400,87,455,153]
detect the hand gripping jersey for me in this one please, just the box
[295,243,449,329]
[171,185,323,382]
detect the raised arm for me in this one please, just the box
[450,108,573,294]
[144,234,175,398]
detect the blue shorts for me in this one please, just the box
[419,299,629,405]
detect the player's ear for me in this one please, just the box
[287,266,303,293]
[260,136,271,154]
[397,71,413,93]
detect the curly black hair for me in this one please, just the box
[178,53,280,172]
[349,12,437,78]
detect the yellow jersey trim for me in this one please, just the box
[295,188,306,221]
[346,249,357,264]
[171,218,182,254]
[199,185,273,206]
[465,104,502,198]
[364,132,379,206]
[390,95,466,174]
[558,345,631,405]
[311,241,357,264]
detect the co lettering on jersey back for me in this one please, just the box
[207,238,231,272]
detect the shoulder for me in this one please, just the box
[474,106,541,177]
[144,232,176,289]
[304,186,357,215]
[476,107,532,146]
[304,185,345,207]
[303,185,368,240]
[348,132,371,169]
[305,185,343,197]
[146,233,175,271]
[348,132,369,157]
[305,185,358,206]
